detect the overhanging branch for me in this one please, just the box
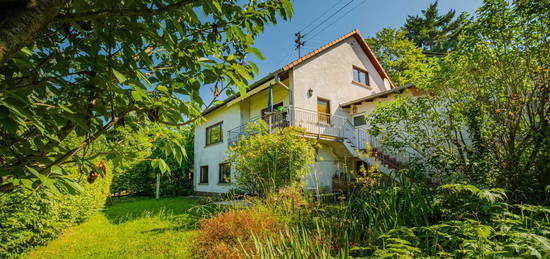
[56,0,200,23]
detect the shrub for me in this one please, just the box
[227,122,317,196]
[0,166,112,258]
[191,209,282,258]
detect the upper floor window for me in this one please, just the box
[206,122,223,145]
[200,166,208,184]
[218,163,231,183]
[352,66,369,86]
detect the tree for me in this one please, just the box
[0,0,293,195]
[110,125,195,197]
[403,1,468,54]
[227,122,317,196]
[368,0,549,204]
[366,28,439,88]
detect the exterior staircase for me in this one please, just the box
[227,106,409,178]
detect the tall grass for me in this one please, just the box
[234,180,550,258]
[246,224,341,259]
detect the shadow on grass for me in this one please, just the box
[103,196,197,224]
[103,196,228,234]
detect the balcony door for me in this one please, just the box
[317,98,331,124]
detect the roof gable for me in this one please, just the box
[282,29,394,88]
[201,30,395,116]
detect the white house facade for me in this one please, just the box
[193,30,423,194]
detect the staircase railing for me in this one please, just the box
[355,129,411,170]
[227,106,411,170]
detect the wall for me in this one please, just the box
[247,82,290,119]
[291,37,389,120]
[194,103,241,193]
[194,79,291,193]
[348,90,414,127]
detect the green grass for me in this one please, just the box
[26,197,199,259]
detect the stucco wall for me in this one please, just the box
[194,103,241,193]
[248,83,289,119]
[291,37,389,120]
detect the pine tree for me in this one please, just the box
[403,1,469,54]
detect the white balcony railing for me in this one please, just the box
[226,106,411,169]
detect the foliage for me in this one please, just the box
[403,1,469,54]
[247,225,335,259]
[0,164,112,258]
[239,178,550,258]
[227,122,317,196]
[364,185,550,258]
[191,208,282,259]
[110,126,194,197]
[368,0,550,204]
[0,0,293,195]
[366,28,439,88]
[26,197,198,258]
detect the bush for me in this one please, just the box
[0,167,112,258]
[191,209,282,258]
[227,122,317,196]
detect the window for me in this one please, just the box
[218,163,231,183]
[353,115,366,126]
[352,66,369,86]
[206,122,223,145]
[199,166,208,184]
[317,98,331,124]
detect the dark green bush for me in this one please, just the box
[0,169,112,258]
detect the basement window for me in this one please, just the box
[353,115,366,127]
[200,166,208,184]
[218,163,231,184]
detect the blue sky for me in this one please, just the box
[200,0,483,102]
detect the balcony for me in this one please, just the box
[227,106,357,144]
[227,106,412,172]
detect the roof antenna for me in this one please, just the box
[294,32,305,58]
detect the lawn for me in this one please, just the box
[25,197,199,259]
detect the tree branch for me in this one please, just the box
[56,0,200,23]
[0,0,69,64]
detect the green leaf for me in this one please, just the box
[158,159,170,174]
[157,85,168,92]
[112,69,127,83]
[246,47,264,60]
[20,47,32,56]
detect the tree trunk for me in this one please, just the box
[0,0,67,64]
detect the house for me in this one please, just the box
[193,30,423,194]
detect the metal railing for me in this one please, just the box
[226,106,410,169]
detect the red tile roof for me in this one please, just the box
[282,29,395,88]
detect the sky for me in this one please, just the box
[200,0,484,101]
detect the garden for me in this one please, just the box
[1,0,549,258]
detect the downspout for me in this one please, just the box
[275,74,293,126]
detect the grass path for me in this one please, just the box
[26,197,199,259]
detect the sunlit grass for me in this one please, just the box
[26,197,198,259]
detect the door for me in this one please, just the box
[317,98,330,124]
